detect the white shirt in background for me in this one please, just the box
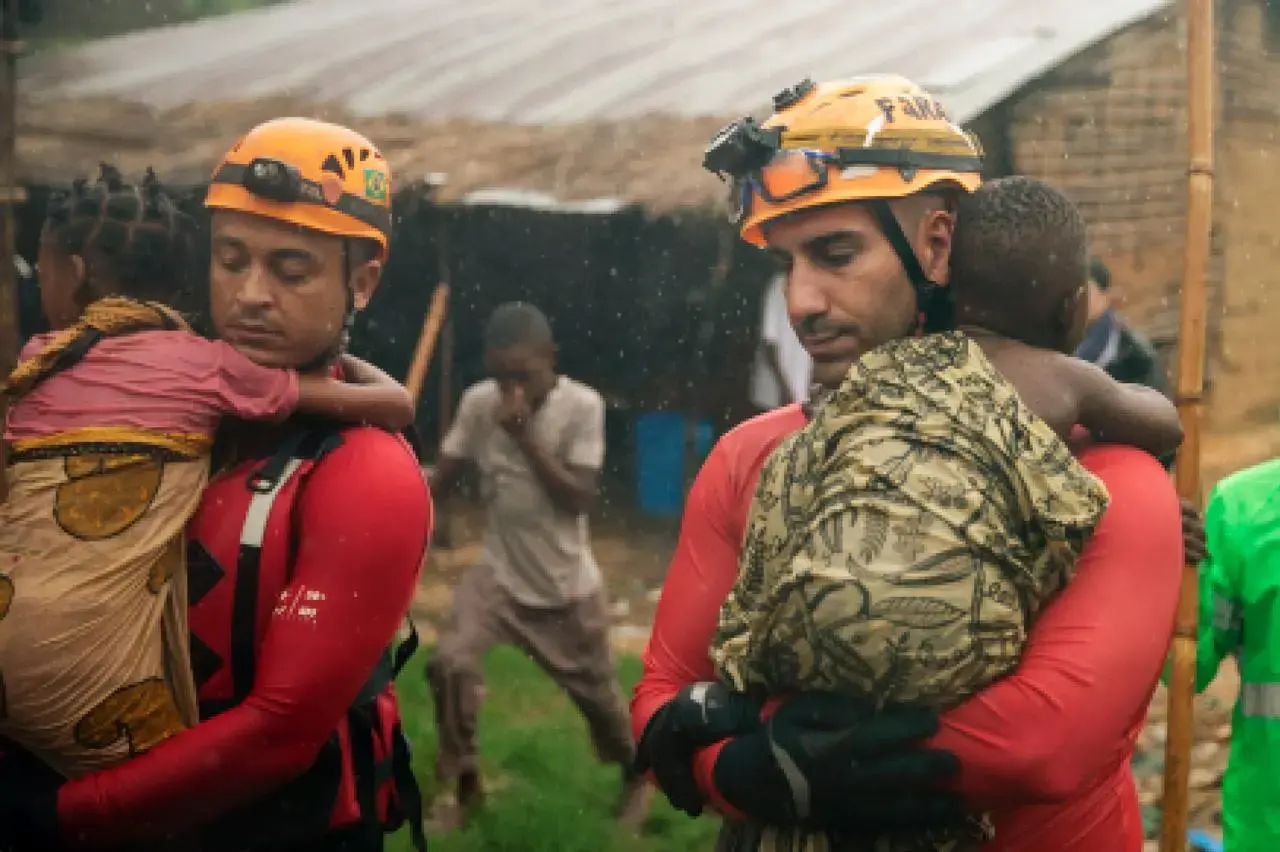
[749,275,811,410]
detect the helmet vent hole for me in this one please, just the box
[342,148,356,170]
[358,148,370,162]
[321,153,346,179]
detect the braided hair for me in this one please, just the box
[43,164,200,306]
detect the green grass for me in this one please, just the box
[388,647,722,852]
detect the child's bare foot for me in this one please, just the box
[615,765,653,830]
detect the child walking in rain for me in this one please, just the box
[714,176,1183,851]
[0,166,413,778]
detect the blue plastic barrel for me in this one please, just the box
[635,412,714,517]
[1187,829,1223,852]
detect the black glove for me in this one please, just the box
[634,681,764,817]
[712,691,966,833]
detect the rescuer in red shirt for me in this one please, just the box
[0,119,431,852]
[632,75,1196,851]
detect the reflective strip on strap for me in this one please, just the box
[240,458,305,548]
[1241,682,1280,718]
[1212,594,1242,634]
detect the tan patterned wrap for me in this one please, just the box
[713,332,1109,852]
[0,448,204,777]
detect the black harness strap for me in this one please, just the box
[866,198,954,334]
[224,425,427,851]
[348,702,384,852]
[392,723,429,852]
[228,428,326,703]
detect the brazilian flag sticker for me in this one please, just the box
[363,169,389,202]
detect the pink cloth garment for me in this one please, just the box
[6,330,301,441]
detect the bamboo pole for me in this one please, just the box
[432,186,454,445]
[437,316,454,444]
[0,1,23,504]
[404,283,450,408]
[1,0,21,381]
[1159,0,1214,849]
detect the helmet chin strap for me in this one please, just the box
[293,240,358,375]
[865,199,954,334]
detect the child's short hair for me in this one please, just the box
[950,176,1088,351]
[484,302,555,353]
[43,164,199,305]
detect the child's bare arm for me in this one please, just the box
[1069,357,1183,457]
[295,356,415,432]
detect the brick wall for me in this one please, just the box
[998,0,1280,476]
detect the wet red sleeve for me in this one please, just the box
[56,432,432,849]
[629,439,747,816]
[932,444,1181,807]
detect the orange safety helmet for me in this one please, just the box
[205,117,393,260]
[704,75,984,331]
[704,75,983,247]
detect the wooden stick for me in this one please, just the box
[438,317,454,445]
[433,196,454,444]
[0,1,22,498]
[404,283,450,408]
[1159,0,1214,848]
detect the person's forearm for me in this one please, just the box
[513,433,594,514]
[296,377,415,431]
[339,354,397,388]
[57,693,330,848]
[631,451,744,812]
[56,435,429,848]
[931,446,1181,808]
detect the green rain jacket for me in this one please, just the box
[1195,457,1280,851]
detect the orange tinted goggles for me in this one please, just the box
[735,146,983,222]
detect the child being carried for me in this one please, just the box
[0,166,415,778]
[713,176,1183,851]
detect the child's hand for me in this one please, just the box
[1066,426,1093,456]
[496,386,531,438]
[339,354,374,384]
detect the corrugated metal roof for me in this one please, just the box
[21,0,1174,125]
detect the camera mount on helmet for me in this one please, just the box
[702,118,783,181]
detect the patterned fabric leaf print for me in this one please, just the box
[870,597,968,630]
[74,678,185,756]
[860,512,889,564]
[712,331,1108,852]
[55,453,164,541]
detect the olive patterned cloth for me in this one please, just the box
[712,331,1110,852]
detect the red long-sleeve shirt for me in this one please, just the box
[631,404,1181,852]
[55,427,431,849]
